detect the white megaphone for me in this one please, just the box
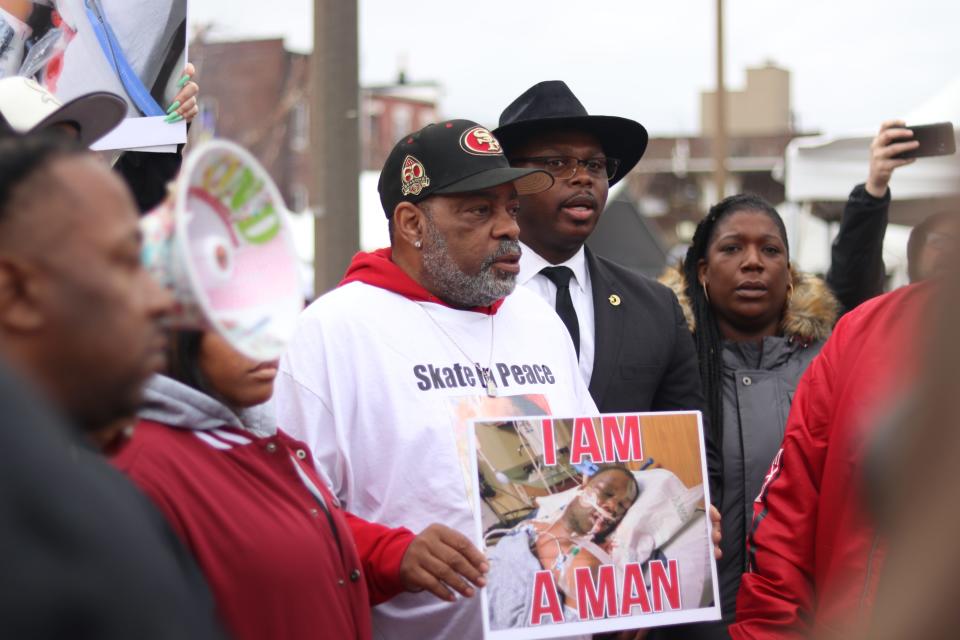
[140,139,304,361]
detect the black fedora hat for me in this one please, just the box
[493,80,648,186]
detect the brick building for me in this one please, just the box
[616,132,797,251]
[189,39,313,212]
[361,78,441,171]
[601,62,813,269]
[189,38,440,215]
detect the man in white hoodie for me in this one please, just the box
[275,119,599,639]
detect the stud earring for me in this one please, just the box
[414,240,422,249]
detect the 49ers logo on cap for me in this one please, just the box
[459,126,502,156]
[400,155,430,196]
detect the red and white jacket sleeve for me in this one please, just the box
[730,338,838,639]
[343,511,415,606]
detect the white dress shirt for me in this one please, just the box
[518,241,595,386]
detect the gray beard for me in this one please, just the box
[420,220,518,308]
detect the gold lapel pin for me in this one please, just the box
[609,294,621,306]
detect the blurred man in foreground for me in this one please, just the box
[732,277,932,638]
[0,133,222,638]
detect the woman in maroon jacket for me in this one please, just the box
[111,330,488,640]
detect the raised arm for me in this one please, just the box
[826,121,917,315]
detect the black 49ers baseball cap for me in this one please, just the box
[378,119,554,218]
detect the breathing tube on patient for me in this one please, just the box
[578,485,615,520]
[576,484,617,536]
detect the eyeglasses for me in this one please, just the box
[511,156,621,181]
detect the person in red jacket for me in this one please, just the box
[730,282,931,639]
[110,329,489,640]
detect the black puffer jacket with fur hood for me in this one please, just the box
[659,265,838,628]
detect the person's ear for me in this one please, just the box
[0,257,46,332]
[393,201,426,249]
[697,258,708,287]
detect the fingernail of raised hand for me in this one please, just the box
[177,74,190,88]
[164,113,184,124]
[165,100,181,114]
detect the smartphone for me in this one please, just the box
[893,122,957,159]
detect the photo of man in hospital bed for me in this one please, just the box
[470,413,719,638]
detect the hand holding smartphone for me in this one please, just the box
[892,122,956,159]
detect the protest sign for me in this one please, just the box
[470,411,720,639]
[0,0,187,150]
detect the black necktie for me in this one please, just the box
[540,266,580,357]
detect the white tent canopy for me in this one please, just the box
[786,77,960,225]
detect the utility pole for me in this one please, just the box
[713,0,728,201]
[311,0,360,296]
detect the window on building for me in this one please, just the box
[390,103,413,139]
[369,112,382,145]
[192,98,218,141]
[415,106,437,130]
[290,183,310,213]
[291,101,309,152]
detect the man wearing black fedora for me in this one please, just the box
[496,82,720,639]
[494,81,705,421]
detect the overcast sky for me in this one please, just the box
[190,0,959,137]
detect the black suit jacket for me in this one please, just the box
[584,252,723,640]
[585,248,704,415]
